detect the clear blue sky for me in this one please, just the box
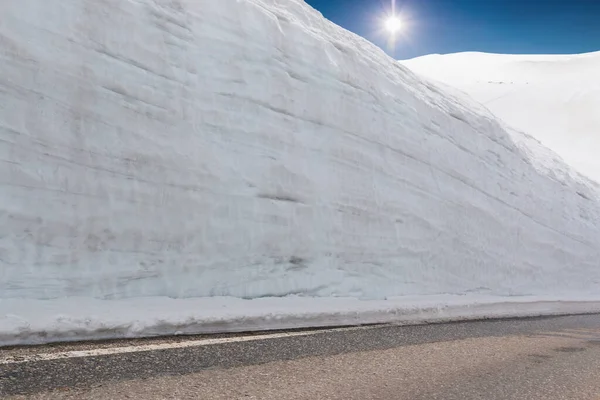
[304,0,600,59]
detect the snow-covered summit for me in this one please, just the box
[402,51,600,182]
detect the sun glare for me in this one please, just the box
[384,16,403,34]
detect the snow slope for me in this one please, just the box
[402,51,600,182]
[1,0,600,345]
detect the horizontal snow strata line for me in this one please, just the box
[342,133,593,248]
[0,68,178,131]
[4,131,215,182]
[100,85,172,112]
[257,193,303,204]
[153,20,194,42]
[94,48,181,84]
[149,8,193,32]
[0,326,372,365]
[214,86,590,246]
[0,143,247,201]
[216,89,507,179]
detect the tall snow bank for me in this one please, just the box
[1,0,600,343]
[402,51,600,182]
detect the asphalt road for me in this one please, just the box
[2,314,600,399]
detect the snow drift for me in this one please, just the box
[1,0,600,345]
[402,51,600,182]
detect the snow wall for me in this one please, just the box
[1,0,600,344]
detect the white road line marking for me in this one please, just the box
[0,325,378,365]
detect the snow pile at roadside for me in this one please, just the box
[402,51,600,182]
[3,295,600,346]
[1,0,600,345]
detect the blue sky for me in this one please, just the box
[304,0,600,59]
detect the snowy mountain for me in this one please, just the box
[402,51,600,182]
[1,0,600,345]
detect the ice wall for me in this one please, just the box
[1,0,600,303]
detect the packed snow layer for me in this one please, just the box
[4,296,600,346]
[402,51,600,182]
[2,0,600,344]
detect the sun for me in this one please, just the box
[384,15,403,34]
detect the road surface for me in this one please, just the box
[2,314,600,399]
